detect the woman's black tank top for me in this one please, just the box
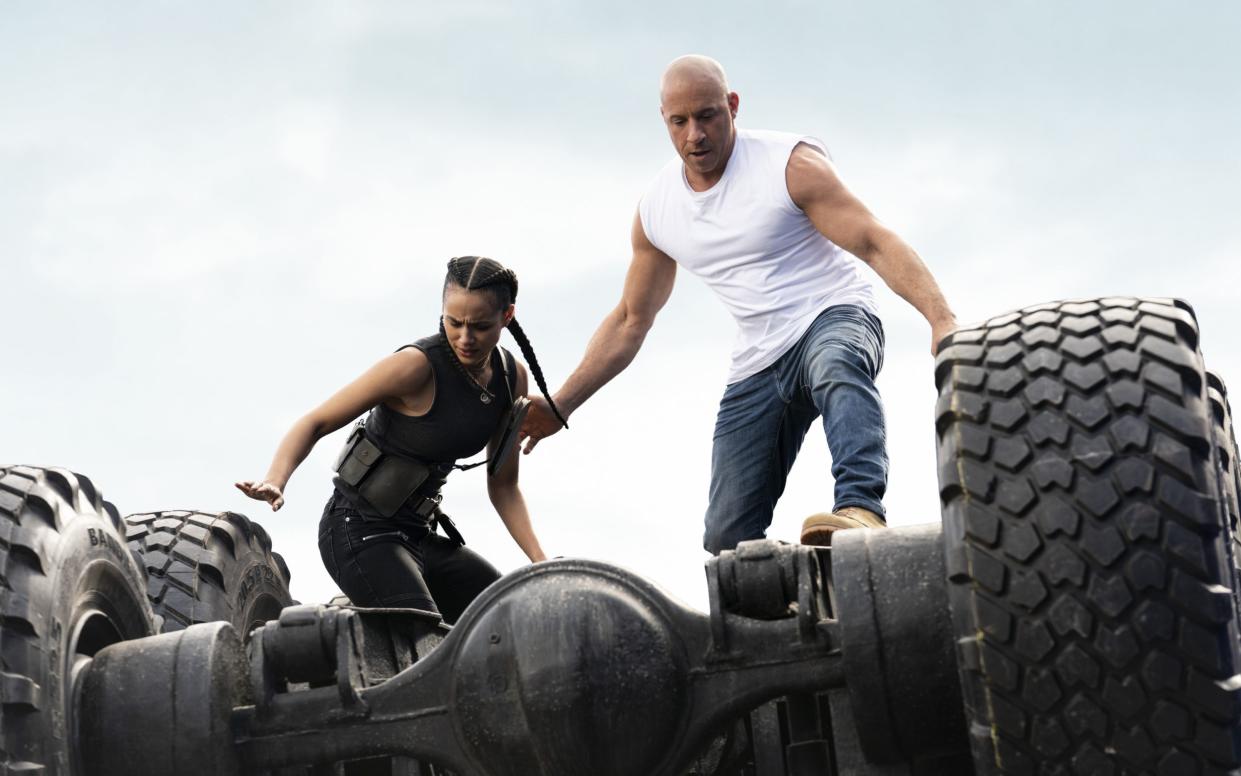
[336,333,516,521]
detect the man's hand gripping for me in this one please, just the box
[519,396,567,454]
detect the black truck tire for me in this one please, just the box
[1207,370,1240,587]
[934,297,1241,775]
[0,465,156,772]
[125,509,293,640]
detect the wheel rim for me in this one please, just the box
[245,592,288,639]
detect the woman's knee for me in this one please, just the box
[335,532,435,610]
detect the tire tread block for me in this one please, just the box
[933,297,1241,773]
[0,466,153,772]
[123,509,293,636]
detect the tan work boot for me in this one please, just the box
[800,506,886,546]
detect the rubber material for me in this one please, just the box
[78,622,251,776]
[1207,370,1240,594]
[0,465,155,773]
[125,509,294,641]
[935,297,1241,774]
[832,523,967,764]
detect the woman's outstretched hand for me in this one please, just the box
[235,480,285,511]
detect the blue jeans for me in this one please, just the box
[703,305,888,554]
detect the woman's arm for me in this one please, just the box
[486,362,547,562]
[236,349,432,510]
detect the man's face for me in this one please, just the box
[660,78,739,184]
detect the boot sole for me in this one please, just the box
[800,524,841,546]
[800,517,888,547]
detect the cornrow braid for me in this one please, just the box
[441,256,568,428]
[447,256,518,303]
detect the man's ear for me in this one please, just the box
[728,91,740,118]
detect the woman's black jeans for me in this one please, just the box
[317,492,500,624]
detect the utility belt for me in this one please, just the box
[333,423,455,533]
[430,511,465,547]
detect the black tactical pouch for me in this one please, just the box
[334,423,432,518]
[334,423,379,486]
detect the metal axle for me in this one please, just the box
[75,525,966,775]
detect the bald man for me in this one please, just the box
[522,55,958,552]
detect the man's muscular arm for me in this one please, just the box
[786,142,958,355]
[520,210,677,452]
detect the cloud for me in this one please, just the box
[4,1,1239,614]
[14,94,652,304]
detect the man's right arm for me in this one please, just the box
[521,209,677,452]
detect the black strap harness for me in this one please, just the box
[332,348,520,545]
[452,348,516,472]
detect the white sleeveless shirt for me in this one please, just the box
[638,128,877,384]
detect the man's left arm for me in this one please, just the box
[786,142,958,355]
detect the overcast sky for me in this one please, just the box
[3,1,1239,611]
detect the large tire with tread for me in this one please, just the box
[1207,371,1241,588]
[935,297,1241,775]
[125,509,293,640]
[0,465,155,773]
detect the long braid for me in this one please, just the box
[440,256,568,428]
[506,318,569,428]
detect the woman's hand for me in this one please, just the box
[235,480,285,511]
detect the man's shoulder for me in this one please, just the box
[738,127,801,143]
[739,128,830,161]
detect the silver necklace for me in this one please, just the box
[464,362,494,404]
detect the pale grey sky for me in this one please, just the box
[3,1,1238,610]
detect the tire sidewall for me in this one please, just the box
[232,558,289,637]
[4,495,154,773]
[1209,381,1241,627]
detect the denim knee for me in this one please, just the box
[703,520,751,555]
[806,343,876,388]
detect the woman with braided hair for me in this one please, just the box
[236,256,568,623]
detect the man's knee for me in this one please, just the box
[809,342,871,380]
[702,524,732,555]
[703,518,763,555]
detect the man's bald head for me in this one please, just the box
[657,55,740,188]
[659,55,730,105]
